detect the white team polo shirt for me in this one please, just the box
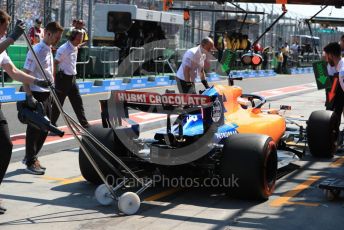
[0,36,12,67]
[176,46,206,82]
[327,63,336,77]
[337,58,344,92]
[55,41,78,75]
[24,40,54,92]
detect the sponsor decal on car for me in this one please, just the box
[214,123,238,140]
[114,91,212,106]
[211,98,222,123]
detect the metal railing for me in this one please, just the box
[208,50,219,72]
[100,46,120,79]
[153,48,168,75]
[129,47,145,77]
[76,47,90,81]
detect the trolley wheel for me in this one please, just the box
[118,192,140,215]
[323,189,341,201]
[95,184,114,206]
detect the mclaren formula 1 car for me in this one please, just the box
[78,82,340,204]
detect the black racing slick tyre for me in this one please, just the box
[79,124,126,185]
[220,134,277,200]
[307,110,339,158]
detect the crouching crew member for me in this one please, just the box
[50,29,90,128]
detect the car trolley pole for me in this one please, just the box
[22,31,149,204]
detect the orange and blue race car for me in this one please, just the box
[78,80,340,203]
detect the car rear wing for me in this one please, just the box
[101,90,224,134]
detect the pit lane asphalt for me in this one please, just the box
[3,73,315,164]
[1,86,344,230]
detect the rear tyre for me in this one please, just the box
[79,124,126,185]
[220,134,277,200]
[307,110,339,158]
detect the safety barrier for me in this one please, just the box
[0,87,26,103]
[231,69,277,78]
[290,67,314,74]
[0,67,313,102]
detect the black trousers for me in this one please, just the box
[0,108,13,185]
[51,73,88,127]
[25,91,51,166]
[176,77,196,94]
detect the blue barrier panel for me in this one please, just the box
[267,69,276,76]
[154,76,169,87]
[0,87,26,102]
[290,68,298,74]
[243,71,250,78]
[248,71,257,78]
[78,81,94,95]
[231,71,241,78]
[121,79,132,90]
[208,73,221,82]
[169,76,176,85]
[79,81,105,94]
[101,79,124,91]
[91,85,106,93]
[258,70,266,77]
[131,77,148,89]
[146,78,156,88]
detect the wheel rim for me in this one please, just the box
[95,184,113,205]
[118,192,140,215]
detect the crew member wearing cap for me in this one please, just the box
[50,29,90,129]
[175,37,214,94]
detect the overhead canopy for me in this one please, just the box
[308,17,344,26]
[169,7,266,14]
[176,0,344,7]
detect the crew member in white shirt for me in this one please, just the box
[175,37,214,94]
[323,42,344,122]
[0,10,50,214]
[50,29,89,128]
[22,21,64,175]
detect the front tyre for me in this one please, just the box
[307,110,339,158]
